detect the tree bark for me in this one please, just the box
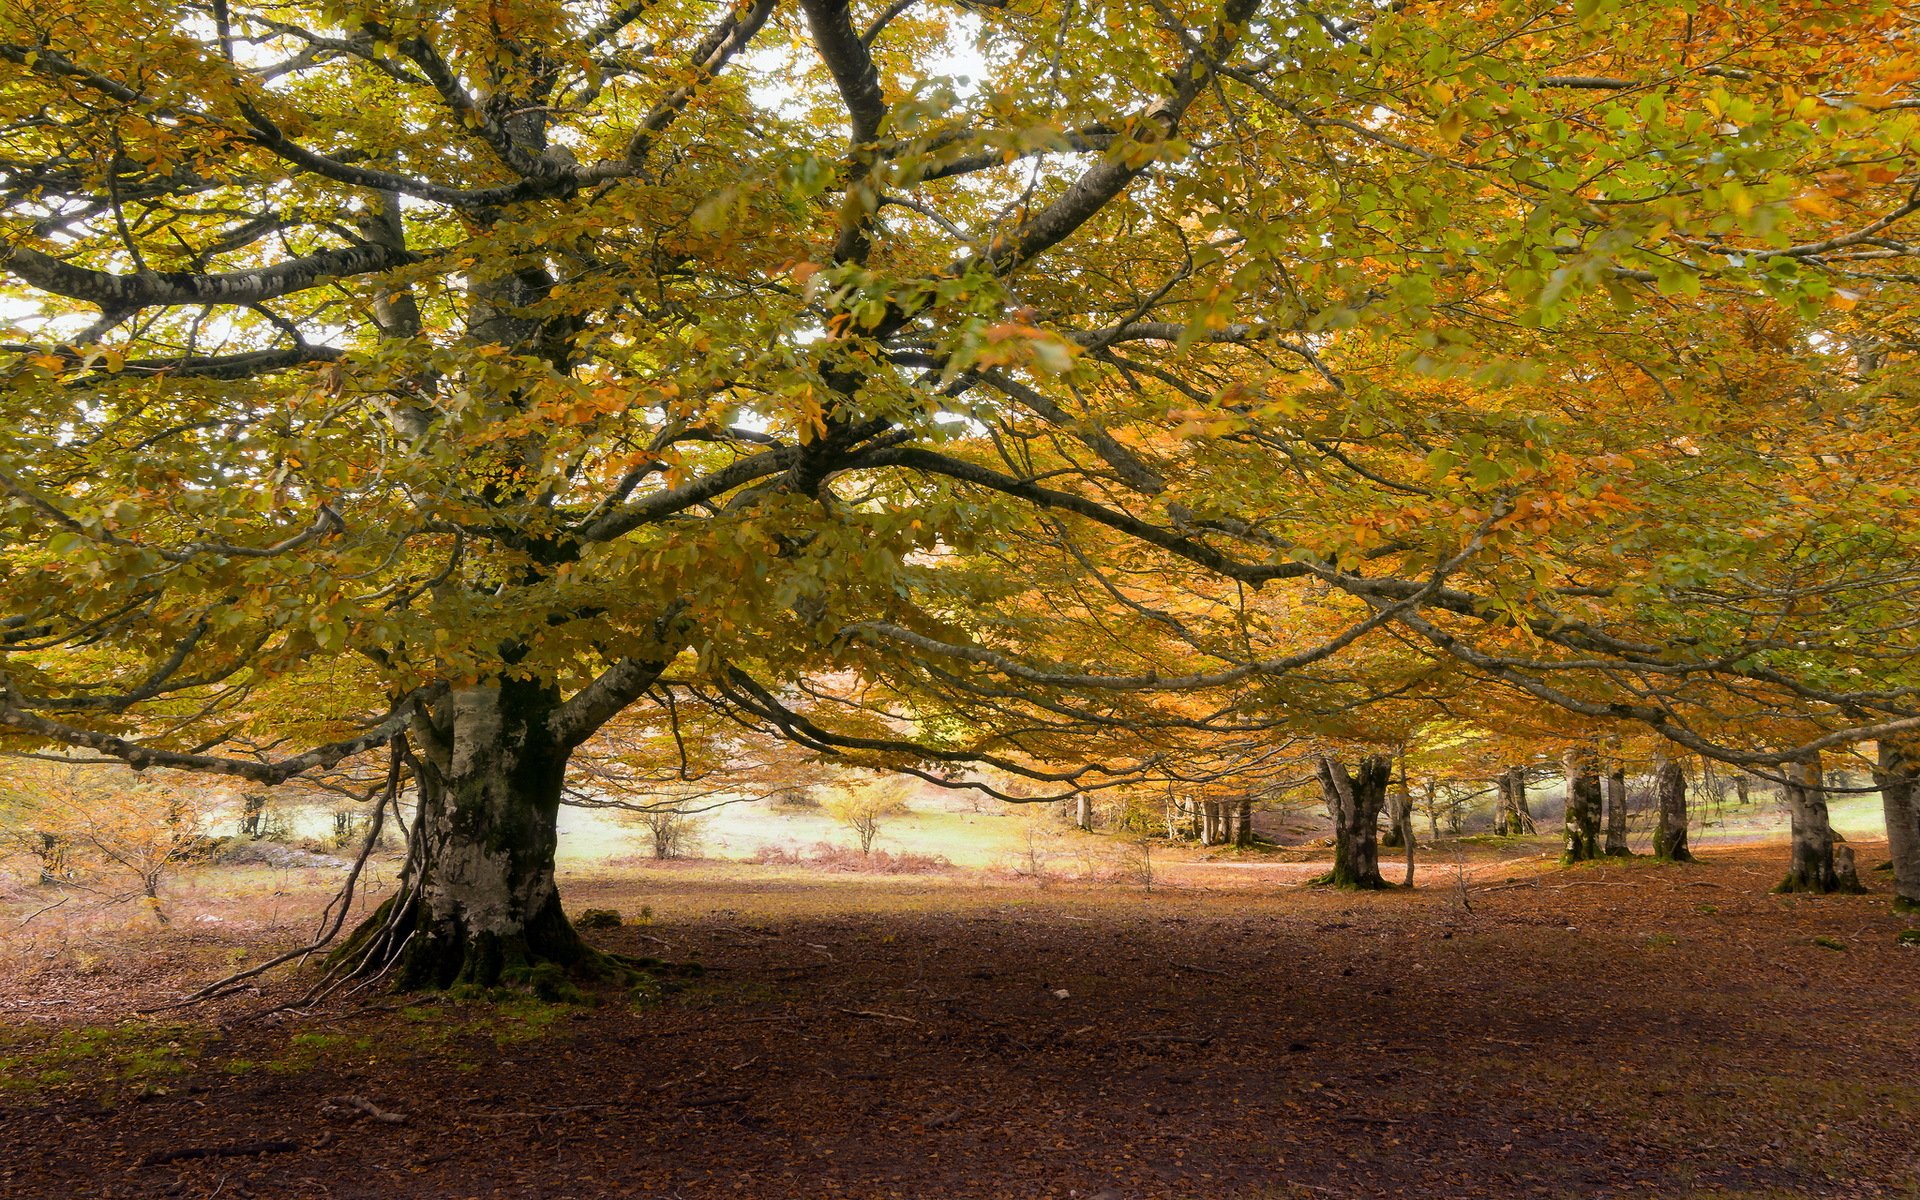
[1873,740,1920,912]
[1381,783,1412,850]
[1493,771,1516,836]
[1235,796,1254,848]
[338,679,591,989]
[1604,766,1631,856]
[1776,756,1854,894]
[1315,753,1392,889]
[1652,757,1691,862]
[1562,752,1602,863]
[1075,792,1093,832]
[1509,767,1536,834]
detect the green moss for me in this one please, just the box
[1895,929,1920,946]
[0,1021,208,1096]
[1811,935,1847,951]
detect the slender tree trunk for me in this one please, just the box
[1652,757,1691,862]
[1874,740,1920,912]
[1381,785,1412,849]
[1315,753,1392,889]
[340,679,589,989]
[1562,752,1602,863]
[1235,796,1254,848]
[1776,757,1849,894]
[1604,766,1631,856]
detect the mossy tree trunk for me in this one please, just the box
[1872,740,1920,912]
[1652,757,1691,862]
[1562,752,1602,863]
[336,669,677,990]
[1603,766,1631,856]
[1776,757,1849,894]
[382,678,584,989]
[1316,753,1392,889]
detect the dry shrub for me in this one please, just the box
[1,760,223,923]
[753,842,951,874]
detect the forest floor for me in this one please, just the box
[1,840,1917,1199]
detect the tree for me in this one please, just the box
[5,0,1919,990]
[1603,764,1631,857]
[1871,740,1920,912]
[1562,750,1603,864]
[0,760,216,921]
[824,778,910,856]
[1651,757,1690,864]
[1313,753,1392,890]
[1775,757,1862,895]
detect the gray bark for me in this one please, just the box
[1653,757,1691,862]
[1776,757,1855,894]
[1604,766,1631,856]
[1874,740,1920,911]
[1562,753,1602,863]
[1316,753,1392,889]
[1509,768,1536,834]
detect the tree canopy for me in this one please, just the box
[3,0,1918,981]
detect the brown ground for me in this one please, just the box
[2,842,1917,1199]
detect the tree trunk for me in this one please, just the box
[1652,757,1691,862]
[1235,796,1254,848]
[1604,766,1631,856]
[1075,793,1093,832]
[1381,784,1412,849]
[1315,753,1392,889]
[1734,773,1750,807]
[1874,739,1920,912]
[1562,753,1602,863]
[340,679,589,989]
[1776,757,1853,894]
[240,792,267,839]
[1509,768,1536,834]
[1493,772,1515,836]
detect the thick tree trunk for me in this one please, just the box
[1235,796,1255,848]
[1874,740,1920,912]
[1075,793,1093,831]
[1493,772,1516,836]
[1562,753,1602,863]
[1652,757,1691,862]
[340,679,589,989]
[1734,773,1751,808]
[1776,757,1854,894]
[1315,753,1392,889]
[1509,768,1536,834]
[1604,766,1631,856]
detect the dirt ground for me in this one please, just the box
[2,841,1917,1199]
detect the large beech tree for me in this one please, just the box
[5,0,1920,983]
